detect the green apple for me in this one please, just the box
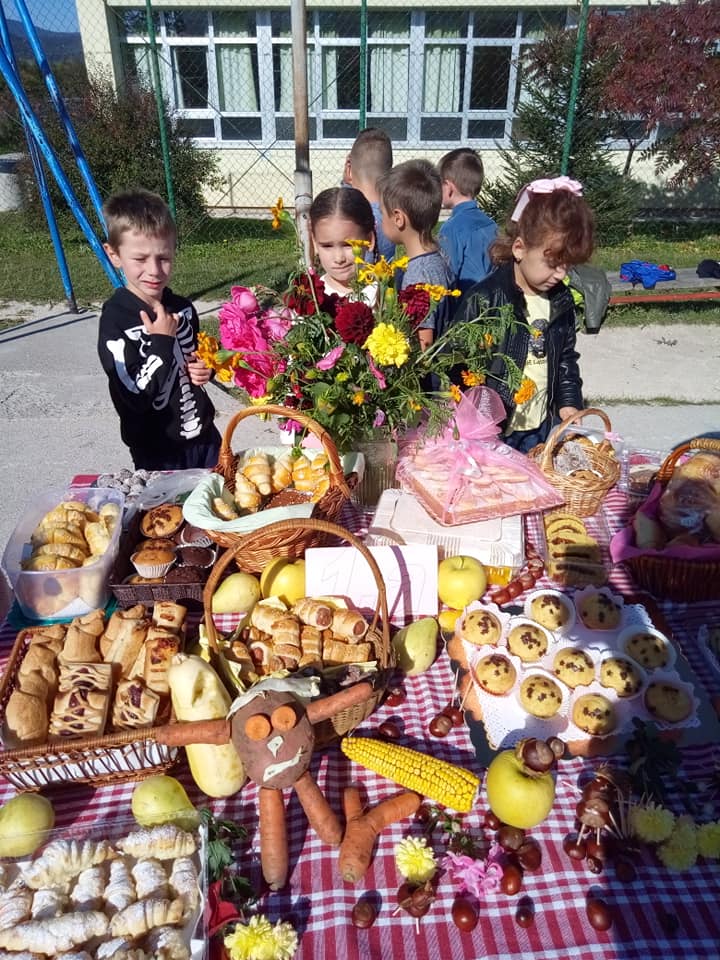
[485,748,555,829]
[211,571,262,614]
[392,617,439,675]
[437,555,487,609]
[0,793,55,858]
[260,557,306,606]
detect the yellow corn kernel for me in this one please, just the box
[340,737,480,813]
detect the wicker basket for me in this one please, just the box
[528,408,621,517]
[624,437,720,602]
[203,517,393,746]
[207,404,354,570]
[0,629,177,791]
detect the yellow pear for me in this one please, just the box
[0,793,55,858]
[131,775,199,830]
[211,571,262,614]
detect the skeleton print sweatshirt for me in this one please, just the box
[98,286,216,451]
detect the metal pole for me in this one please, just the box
[0,48,121,287]
[359,0,367,129]
[0,4,77,311]
[561,0,590,175]
[145,0,176,222]
[291,0,312,268]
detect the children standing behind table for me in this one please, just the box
[309,186,377,304]
[343,127,395,262]
[438,148,497,290]
[98,188,221,471]
[378,159,454,348]
[454,176,595,452]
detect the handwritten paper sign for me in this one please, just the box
[305,543,439,625]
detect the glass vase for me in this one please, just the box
[353,435,399,507]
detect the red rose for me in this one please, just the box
[335,300,375,344]
[398,284,432,328]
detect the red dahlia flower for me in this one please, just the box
[335,300,375,344]
[398,284,432,328]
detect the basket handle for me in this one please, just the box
[203,517,391,665]
[657,436,720,483]
[215,403,352,498]
[538,407,614,472]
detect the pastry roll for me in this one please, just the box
[242,453,272,496]
[30,887,68,920]
[99,501,121,526]
[212,496,239,521]
[58,661,112,693]
[292,598,333,628]
[232,473,262,512]
[84,521,111,556]
[2,690,47,747]
[102,617,147,679]
[18,644,57,686]
[0,883,33,930]
[145,925,191,960]
[322,638,372,665]
[109,897,184,939]
[22,840,117,889]
[131,858,169,900]
[250,601,288,634]
[48,687,110,740]
[271,453,294,493]
[103,860,136,916]
[59,624,100,664]
[112,679,160,730]
[169,857,199,915]
[152,601,186,634]
[116,825,197,860]
[291,455,314,492]
[330,608,369,640]
[70,864,107,911]
[143,627,181,695]
[0,910,108,954]
[17,670,51,705]
[95,938,140,959]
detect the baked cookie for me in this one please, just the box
[140,503,184,539]
[553,648,595,688]
[572,693,617,735]
[644,682,692,723]
[577,591,622,631]
[623,631,670,670]
[529,593,573,631]
[473,653,517,696]
[519,675,563,719]
[461,609,502,647]
[507,623,548,663]
[599,656,643,697]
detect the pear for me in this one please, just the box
[392,617,439,676]
[131,775,199,830]
[211,571,262,614]
[0,793,55,858]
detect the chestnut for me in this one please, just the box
[585,836,610,861]
[385,687,406,707]
[443,705,464,727]
[615,857,637,883]
[546,736,566,760]
[506,580,523,600]
[586,897,613,931]
[516,839,542,872]
[563,834,587,861]
[397,882,434,918]
[484,810,502,831]
[492,588,511,606]
[500,862,523,896]
[429,713,453,738]
[515,898,535,928]
[451,898,478,932]
[519,738,555,774]
[378,720,402,740]
[351,899,377,928]
[497,824,526,851]
[586,855,603,875]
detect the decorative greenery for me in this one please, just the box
[199,807,254,901]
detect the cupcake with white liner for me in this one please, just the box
[130,545,175,579]
[642,673,699,727]
[574,586,625,632]
[523,589,576,635]
[517,667,568,721]
[457,601,512,648]
[598,652,646,698]
[505,617,555,664]
[619,624,676,673]
[551,643,597,689]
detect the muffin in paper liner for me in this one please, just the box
[467,644,519,697]
[503,616,556,665]
[618,622,677,673]
[596,650,648,699]
[547,637,601,690]
[130,550,175,579]
[457,600,513,649]
[515,667,569,724]
[641,671,700,729]
[573,585,625,633]
[565,680,625,741]
[178,523,214,548]
[523,589,576,635]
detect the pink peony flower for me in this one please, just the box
[228,285,259,314]
[263,308,293,341]
[317,344,345,371]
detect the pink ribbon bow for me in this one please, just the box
[511,175,583,222]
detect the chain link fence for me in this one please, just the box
[1,1,719,239]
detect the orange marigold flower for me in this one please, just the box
[514,378,537,404]
[461,370,485,387]
[484,332,494,347]
[449,384,462,402]
[352,390,365,406]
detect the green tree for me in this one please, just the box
[480,28,639,244]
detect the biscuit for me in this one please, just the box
[644,682,692,723]
[572,693,616,735]
[529,593,572,631]
[624,631,670,670]
[461,609,502,646]
[506,623,548,663]
[553,648,595,688]
[519,675,563,718]
[600,656,643,697]
[473,653,516,696]
[577,592,622,631]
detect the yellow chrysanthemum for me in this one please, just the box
[395,836,437,884]
[461,370,485,387]
[483,332,494,347]
[697,821,720,858]
[656,815,698,871]
[449,384,462,402]
[364,322,410,367]
[352,390,365,405]
[224,915,298,960]
[628,802,675,843]
[514,378,537,405]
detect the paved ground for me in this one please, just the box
[1,295,718,565]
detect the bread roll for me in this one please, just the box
[633,511,667,551]
[60,624,101,664]
[18,644,57,687]
[3,690,48,746]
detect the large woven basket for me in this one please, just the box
[528,408,621,517]
[0,629,177,791]
[207,404,353,569]
[624,437,720,602]
[204,517,393,746]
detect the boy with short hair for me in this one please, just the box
[438,147,497,291]
[378,159,454,346]
[343,127,395,261]
[98,188,221,470]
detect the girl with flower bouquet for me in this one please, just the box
[454,176,595,452]
[309,187,378,303]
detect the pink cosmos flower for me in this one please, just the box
[263,308,293,341]
[367,355,387,389]
[373,409,386,428]
[316,344,345,370]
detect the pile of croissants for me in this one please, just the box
[211,450,330,520]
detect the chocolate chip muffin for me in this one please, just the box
[644,682,692,723]
[599,656,643,697]
[553,648,595,688]
[140,503,184,539]
[529,593,573,631]
[461,609,502,646]
[473,653,517,696]
[519,675,563,718]
[507,623,549,663]
[571,693,617,735]
[577,591,622,631]
[624,631,671,670]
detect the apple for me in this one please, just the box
[437,556,487,609]
[211,572,262,614]
[260,557,306,606]
[0,794,55,858]
[485,748,556,829]
[392,617,439,675]
[437,608,463,640]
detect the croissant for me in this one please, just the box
[310,452,330,476]
[0,909,108,954]
[271,453,294,493]
[233,473,262,512]
[131,857,169,900]
[84,520,111,556]
[22,840,117,889]
[211,496,239,521]
[291,457,315,493]
[293,598,333,628]
[116,824,197,860]
[109,897,184,939]
[144,924,191,960]
[23,554,78,571]
[70,864,107,911]
[0,883,33,930]
[30,887,68,921]
[31,524,87,550]
[310,475,330,502]
[103,859,136,916]
[169,857,199,914]
[242,453,272,496]
[35,542,88,563]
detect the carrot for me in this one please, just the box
[338,785,422,883]
[259,786,288,890]
[271,703,298,732]
[306,682,374,725]
[244,713,272,741]
[294,770,343,846]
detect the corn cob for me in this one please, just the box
[340,737,480,813]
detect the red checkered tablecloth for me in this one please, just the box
[1,491,719,959]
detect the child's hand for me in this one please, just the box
[417,329,434,351]
[187,353,212,386]
[558,406,579,421]
[140,302,178,337]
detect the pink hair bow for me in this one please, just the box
[511,175,583,222]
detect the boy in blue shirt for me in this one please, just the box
[438,148,497,292]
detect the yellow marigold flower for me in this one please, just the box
[409,399,422,411]
[370,257,395,282]
[420,283,458,302]
[461,370,485,387]
[656,815,698,871]
[449,288,461,297]
[364,322,410,367]
[697,821,720,858]
[250,394,271,405]
[390,255,409,272]
[394,836,437,885]
[514,378,536,404]
[216,367,233,383]
[335,371,350,383]
[449,384,462,402]
[357,266,375,286]
[484,332,494,347]
[224,914,298,960]
[349,238,370,258]
[530,326,543,339]
[352,390,365,405]
[270,196,288,231]
[628,802,675,843]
